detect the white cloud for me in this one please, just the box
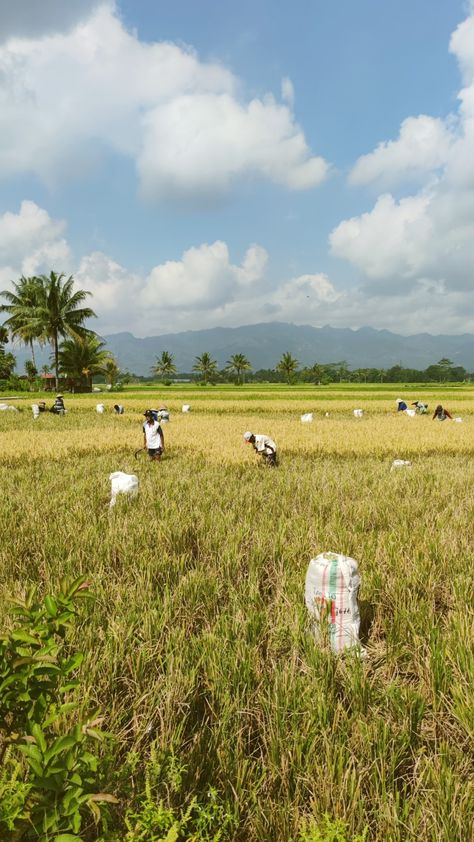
[349,116,455,188]
[1,199,473,338]
[332,9,474,302]
[0,3,328,199]
[141,241,268,312]
[0,200,70,276]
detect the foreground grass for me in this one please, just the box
[1,388,473,840]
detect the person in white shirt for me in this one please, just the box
[143,410,165,461]
[243,431,278,466]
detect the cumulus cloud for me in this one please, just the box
[331,8,474,305]
[1,198,473,337]
[349,116,455,188]
[141,241,268,312]
[0,200,70,276]
[0,3,328,198]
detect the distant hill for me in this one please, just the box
[10,323,474,375]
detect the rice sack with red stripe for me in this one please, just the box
[305,552,361,654]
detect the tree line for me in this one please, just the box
[149,350,472,384]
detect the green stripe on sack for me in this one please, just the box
[329,558,338,647]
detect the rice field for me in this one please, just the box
[1,384,473,841]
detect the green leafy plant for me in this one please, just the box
[124,748,236,841]
[297,815,369,842]
[0,577,117,841]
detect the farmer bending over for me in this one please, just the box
[50,394,66,415]
[432,404,452,421]
[243,431,278,466]
[143,409,165,460]
[395,398,407,412]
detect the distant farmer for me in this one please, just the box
[412,400,428,415]
[395,398,408,412]
[243,431,278,466]
[113,404,124,415]
[50,394,66,415]
[157,405,170,422]
[432,404,452,421]
[38,401,47,413]
[143,409,165,461]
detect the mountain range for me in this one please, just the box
[9,323,474,376]
[103,323,474,374]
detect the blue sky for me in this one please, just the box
[0,0,472,336]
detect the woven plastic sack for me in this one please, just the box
[301,413,313,423]
[109,471,139,508]
[305,552,360,653]
[96,403,105,414]
[182,404,191,413]
[391,459,412,471]
[353,409,363,418]
[404,408,416,417]
[32,404,40,419]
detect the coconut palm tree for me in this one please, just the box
[275,351,299,384]
[226,353,252,384]
[58,335,111,392]
[103,357,121,387]
[35,272,96,390]
[152,351,177,380]
[193,352,218,383]
[0,275,45,368]
[0,326,16,379]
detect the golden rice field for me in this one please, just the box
[1,384,473,841]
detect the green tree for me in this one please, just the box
[103,356,121,387]
[0,276,45,368]
[310,362,326,384]
[226,353,252,384]
[152,350,177,380]
[58,335,111,392]
[275,351,299,383]
[193,352,218,383]
[35,272,96,390]
[24,359,38,390]
[0,327,16,379]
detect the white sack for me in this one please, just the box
[453,417,463,423]
[32,404,40,419]
[182,404,191,413]
[96,403,105,414]
[353,409,363,418]
[301,413,313,423]
[391,459,412,471]
[404,408,416,417]
[0,404,18,411]
[109,471,139,508]
[305,551,360,654]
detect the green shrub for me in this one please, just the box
[0,577,117,840]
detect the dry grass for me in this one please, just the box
[0,386,473,841]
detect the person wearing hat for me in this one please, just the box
[395,398,408,412]
[143,409,165,460]
[50,394,66,415]
[243,431,278,466]
[113,404,124,415]
[38,400,47,412]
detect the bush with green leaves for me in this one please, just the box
[0,577,117,841]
